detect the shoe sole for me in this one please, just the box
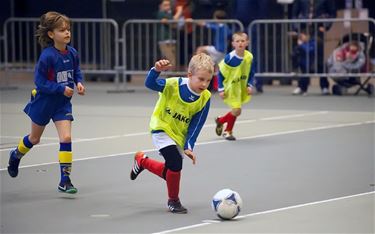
[8,150,20,178]
[130,153,146,180]
[168,206,188,214]
[169,209,188,214]
[215,118,223,136]
[225,137,236,141]
[7,167,18,178]
[58,187,78,194]
[130,168,143,180]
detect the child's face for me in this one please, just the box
[160,1,171,12]
[348,44,359,54]
[346,44,359,60]
[48,21,71,47]
[188,69,212,94]
[232,34,249,52]
[299,33,309,42]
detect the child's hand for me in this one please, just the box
[155,59,172,72]
[247,86,253,95]
[184,149,196,165]
[219,91,225,99]
[64,86,74,97]
[77,82,85,95]
[197,20,206,27]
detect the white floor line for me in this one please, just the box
[0,119,373,171]
[153,223,211,234]
[0,136,62,140]
[259,111,328,121]
[0,111,328,152]
[153,191,375,234]
[240,191,375,218]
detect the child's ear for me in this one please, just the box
[47,31,54,39]
[187,72,193,78]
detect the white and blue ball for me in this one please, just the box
[212,189,243,220]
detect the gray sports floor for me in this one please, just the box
[1,79,374,233]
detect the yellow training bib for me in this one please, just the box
[150,78,211,148]
[218,50,253,108]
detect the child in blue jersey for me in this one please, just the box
[130,53,214,214]
[215,32,255,140]
[196,10,231,65]
[292,30,316,96]
[7,12,85,194]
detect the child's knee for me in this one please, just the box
[165,156,183,172]
[60,135,72,143]
[232,108,241,116]
[160,145,183,171]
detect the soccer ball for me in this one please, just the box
[212,189,243,220]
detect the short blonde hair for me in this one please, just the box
[232,31,248,41]
[188,53,214,75]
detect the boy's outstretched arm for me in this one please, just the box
[145,60,171,92]
[155,59,172,72]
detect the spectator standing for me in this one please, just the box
[196,9,232,91]
[157,0,177,67]
[196,10,231,65]
[174,0,194,67]
[291,0,336,95]
[292,30,316,95]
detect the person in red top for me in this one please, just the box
[174,0,193,66]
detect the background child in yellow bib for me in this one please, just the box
[215,32,255,141]
[130,53,214,214]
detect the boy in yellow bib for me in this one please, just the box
[130,53,214,214]
[215,32,255,140]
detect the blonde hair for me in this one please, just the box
[35,11,71,48]
[232,31,248,41]
[188,53,214,75]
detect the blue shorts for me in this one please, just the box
[23,93,73,126]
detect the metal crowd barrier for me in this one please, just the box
[1,17,120,89]
[0,34,4,69]
[120,19,243,79]
[5,17,373,93]
[1,18,242,91]
[248,18,375,79]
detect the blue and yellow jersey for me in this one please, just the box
[23,45,83,126]
[145,68,210,150]
[34,45,83,96]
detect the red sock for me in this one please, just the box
[219,111,232,124]
[142,157,164,178]
[225,113,237,132]
[166,170,181,201]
